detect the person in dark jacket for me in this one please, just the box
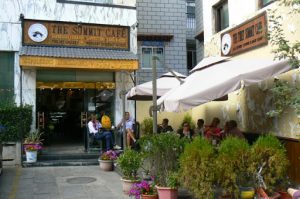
[177,122,194,139]
[157,118,173,133]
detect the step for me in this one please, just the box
[22,159,99,167]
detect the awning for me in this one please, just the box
[19,46,138,71]
[158,58,292,112]
[126,71,186,101]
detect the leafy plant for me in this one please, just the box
[182,113,196,129]
[139,133,187,187]
[216,137,250,198]
[24,144,42,152]
[140,117,153,136]
[268,0,300,68]
[166,171,179,189]
[266,79,300,117]
[179,137,216,199]
[117,149,142,180]
[24,130,44,145]
[129,180,157,199]
[0,104,32,142]
[248,134,289,194]
[100,150,118,160]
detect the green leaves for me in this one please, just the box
[117,149,142,180]
[0,104,32,142]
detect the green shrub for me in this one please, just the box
[140,117,153,135]
[216,137,250,198]
[179,137,216,199]
[117,149,142,180]
[248,134,289,194]
[0,104,32,142]
[139,133,187,186]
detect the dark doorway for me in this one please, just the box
[37,89,84,145]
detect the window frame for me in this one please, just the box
[258,0,276,8]
[140,46,165,69]
[214,0,229,33]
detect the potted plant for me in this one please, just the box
[23,130,43,162]
[179,137,216,199]
[248,134,289,197]
[215,136,251,198]
[117,149,142,194]
[129,180,158,199]
[98,150,118,171]
[139,133,187,199]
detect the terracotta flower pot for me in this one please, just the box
[121,178,140,195]
[156,185,178,199]
[98,159,113,171]
[142,194,158,199]
[278,191,292,199]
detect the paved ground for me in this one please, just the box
[0,166,129,199]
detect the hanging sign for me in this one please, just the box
[23,19,130,50]
[221,12,268,56]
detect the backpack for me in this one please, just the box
[101,115,112,129]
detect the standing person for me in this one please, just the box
[194,119,204,137]
[177,122,194,140]
[157,118,173,133]
[88,114,112,151]
[117,112,136,148]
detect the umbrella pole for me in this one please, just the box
[121,71,127,149]
[152,56,158,134]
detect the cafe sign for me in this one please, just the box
[221,12,268,56]
[23,19,130,50]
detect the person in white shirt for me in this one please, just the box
[88,114,112,151]
[117,112,136,148]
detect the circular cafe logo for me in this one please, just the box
[28,23,48,42]
[221,33,232,56]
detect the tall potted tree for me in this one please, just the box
[179,137,216,199]
[248,134,289,198]
[139,133,187,199]
[117,149,142,194]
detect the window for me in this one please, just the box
[187,50,197,70]
[187,1,195,29]
[259,0,276,8]
[0,52,14,103]
[140,41,164,69]
[214,0,229,32]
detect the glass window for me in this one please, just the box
[0,52,14,103]
[214,1,229,32]
[187,1,195,29]
[141,47,164,69]
[187,50,197,70]
[260,0,275,8]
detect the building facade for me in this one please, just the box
[193,0,300,182]
[0,0,138,152]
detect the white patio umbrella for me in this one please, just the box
[189,56,230,73]
[126,71,186,100]
[158,58,292,112]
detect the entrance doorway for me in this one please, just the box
[36,88,115,152]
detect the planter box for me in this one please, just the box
[2,142,21,166]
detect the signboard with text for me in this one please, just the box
[23,19,130,50]
[221,12,268,56]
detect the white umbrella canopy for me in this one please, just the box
[126,71,186,100]
[158,58,292,112]
[190,56,230,73]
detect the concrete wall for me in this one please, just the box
[136,0,187,83]
[192,1,300,139]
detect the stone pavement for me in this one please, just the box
[0,166,130,199]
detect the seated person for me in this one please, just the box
[177,122,194,140]
[226,120,245,139]
[117,112,136,148]
[194,119,204,137]
[157,118,173,133]
[204,117,222,139]
[88,114,113,151]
